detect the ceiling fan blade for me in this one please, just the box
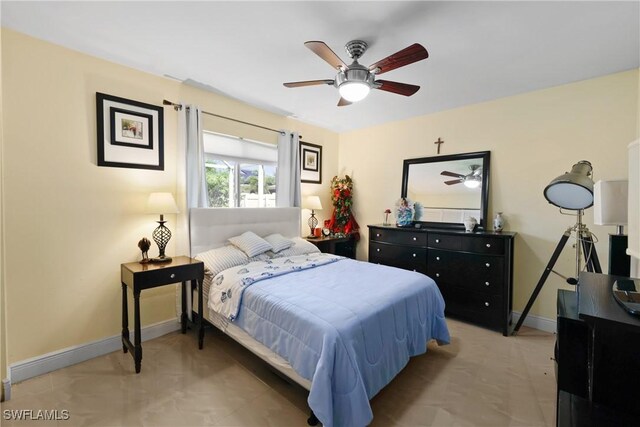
[441,171,465,178]
[375,80,420,96]
[337,97,352,107]
[369,43,429,75]
[283,79,334,88]
[304,41,347,71]
[444,179,463,185]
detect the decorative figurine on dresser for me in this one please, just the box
[369,151,516,336]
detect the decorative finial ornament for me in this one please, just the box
[138,237,151,263]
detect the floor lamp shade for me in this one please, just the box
[543,161,594,210]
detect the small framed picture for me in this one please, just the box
[96,93,164,170]
[300,141,322,184]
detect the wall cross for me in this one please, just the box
[434,137,444,154]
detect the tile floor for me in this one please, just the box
[1,319,556,426]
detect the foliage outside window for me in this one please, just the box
[203,132,277,208]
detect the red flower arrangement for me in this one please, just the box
[328,175,360,238]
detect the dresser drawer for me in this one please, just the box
[370,228,426,246]
[427,250,504,292]
[439,285,504,331]
[369,242,427,274]
[428,233,462,251]
[462,236,505,255]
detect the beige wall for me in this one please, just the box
[340,69,640,320]
[1,29,338,364]
[2,26,638,369]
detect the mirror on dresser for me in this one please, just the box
[401,151,490,229]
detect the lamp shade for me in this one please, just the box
[302,196,322,211]
[594,180,628,225]
[146,192,179,214]
[543,160,594,210]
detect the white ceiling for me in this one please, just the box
[2,1,639,133]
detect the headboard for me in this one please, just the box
[190,207,301,256]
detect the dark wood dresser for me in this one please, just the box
[368,224,515,335]
[556,272,640,426]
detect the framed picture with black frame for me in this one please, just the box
[96,93,164,170]
[300,141,322,184]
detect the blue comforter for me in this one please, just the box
[232,258,450,427]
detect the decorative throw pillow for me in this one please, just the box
[228,231,273,258]
[195,245,249,277]
[269,237,321,258]
[263,233,295,253]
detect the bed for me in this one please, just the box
[189,207,450,427]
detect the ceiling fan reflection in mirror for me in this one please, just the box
[283,40,428,106]
[441,165,483,188]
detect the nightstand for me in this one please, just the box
[306,235,356,259]
[121,256,204,373]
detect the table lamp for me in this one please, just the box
[303,196,322,238]
[594,180,630,275]
[146,192,179,262]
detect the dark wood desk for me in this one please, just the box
[557,272,640,426]
[121,256,204,373]
[306,235,356,259]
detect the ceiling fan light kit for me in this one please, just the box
[284,39,428,106]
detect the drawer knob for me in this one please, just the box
[413,269,417,272]
[485,263,490,267]
[435,273,440,278]
[436,256,440,261]
[376,248,380,252]
[412,253,417,258]
[435,239,440,243]
[170,273,176,279]
[376,233,380,237]
[486,243,491,248]
[485,281,490,286]
[412,237,417,241]
[484,302,490,307]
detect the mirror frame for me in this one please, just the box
[401,150,491,230]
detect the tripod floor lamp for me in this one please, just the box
[513,161,602,335]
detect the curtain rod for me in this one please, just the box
[163,100,287,136]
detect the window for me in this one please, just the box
[203,132,277,208]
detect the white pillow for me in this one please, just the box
[269,237,321,258]
[263,233,294,253]
[228,231,273,257]
[196,245,249,277]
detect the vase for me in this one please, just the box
[396,207,414,227]
[493,212,504,232]
[463,217,477,232]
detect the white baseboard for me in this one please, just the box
[512,311,557,334]
[9,318,180,385]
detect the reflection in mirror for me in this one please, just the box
[401,151,490,229]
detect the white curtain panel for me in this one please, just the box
[276,131,301,207]
[177,104,207,319]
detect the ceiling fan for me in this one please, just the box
[283,40,428,106]
[441,165,482,188]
